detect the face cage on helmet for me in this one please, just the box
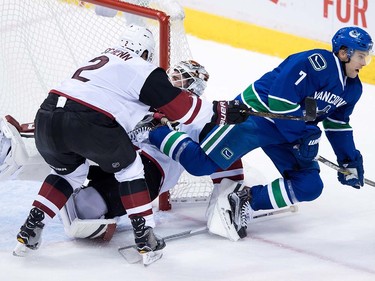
[167,66,207,96]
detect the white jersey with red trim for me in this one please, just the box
[52,46,213,132]
[178,95,213,141]
[133,98,218,195]
[136,140,184,195]
[53,47,157,132]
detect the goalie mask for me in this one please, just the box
[119,24,155,62]
[167,60,210,96]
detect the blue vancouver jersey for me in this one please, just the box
[149,49,364,210]
[236,49,362,146]
[150,49,363,176]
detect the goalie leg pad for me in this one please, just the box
[60,188,118,240]
[0,117,29,180]
[207,178,244,241]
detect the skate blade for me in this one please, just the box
[118,246,163,266]
[141,250,163,266]
[118,246,143,264]
[13,242,28,257]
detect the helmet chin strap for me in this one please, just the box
[338,52,351,76]
[340,60,349,76]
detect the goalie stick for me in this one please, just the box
[317,155,375,187]
[118,205,298,265]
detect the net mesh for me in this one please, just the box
[0,0,212,204]
[0,0,192,122]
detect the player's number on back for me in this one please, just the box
[72,56,109,82]
[294,70,307,86]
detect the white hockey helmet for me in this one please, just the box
[167,60,210,96]
[119,24,155,62]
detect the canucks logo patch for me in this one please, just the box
[221,147,234,160]
[308,53,327,71]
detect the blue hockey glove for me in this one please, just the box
[337,151,364,189]
[292,125,321,162]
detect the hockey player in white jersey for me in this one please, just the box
[2,60,244,241]
[13,24,249,262]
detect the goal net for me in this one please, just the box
[0,0,213,209]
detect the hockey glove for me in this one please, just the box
[127,113,160,142]
[292,125,321,162]
[128,112,179,142]
[212,100,249,125]
[337,151,364,189]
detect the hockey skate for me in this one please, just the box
[228,187,252,238]
[131,216,166,266]
[207,178,252,241]
[13,207,45,256]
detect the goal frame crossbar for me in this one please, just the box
[86,0,171,70]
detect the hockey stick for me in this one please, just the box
[252,205,298,219]
[241,97,317,122]
[118,226,208,265]
[317,155,375,187]
[118,226,208,253]
[118,205,298,264]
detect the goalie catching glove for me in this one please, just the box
[212,100,250,125]
[337,150,364,189]
[128,112,178,143]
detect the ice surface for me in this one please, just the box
[1,35,375,281]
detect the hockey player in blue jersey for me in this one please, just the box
[147,26,373,240]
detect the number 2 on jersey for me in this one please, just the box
[72,56,109,82]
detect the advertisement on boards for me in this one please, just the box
[180,0,373,44]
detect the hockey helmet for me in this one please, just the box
[167,60,210,96]
[332,26,373,58]
[119,24,155,62]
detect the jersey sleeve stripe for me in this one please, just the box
[157,91,201,124]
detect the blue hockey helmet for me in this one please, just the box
[332,26,373,58]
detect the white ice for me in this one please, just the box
[1,35,375,281]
